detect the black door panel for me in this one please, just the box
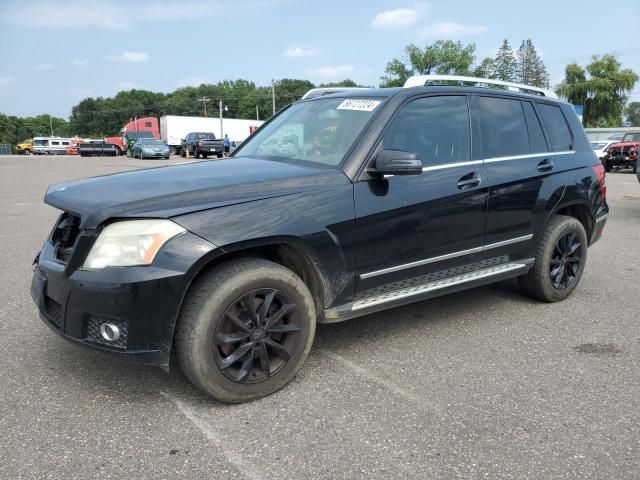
[354,95,486,296]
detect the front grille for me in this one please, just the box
[52,213,81,263]
[86,317,129,350]
[610,146,631,155]
[43,295,62,329]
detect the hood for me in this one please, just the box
[609,141,639,149]
[45,157,350,229]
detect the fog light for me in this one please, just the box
[100,322,120,342]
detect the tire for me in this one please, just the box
[604,159,612,172]
[175,258,316,403]
[202,154,208,159]
[181,150,186,158]
[217,153,223,158]
[519,215,588,302]
[23,149,31,156]
[632,160,637,174]
[164,156,170,160]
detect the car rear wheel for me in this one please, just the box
[175,258,316,403]
[519,215,588,302]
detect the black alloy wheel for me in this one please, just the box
[549,232,583,290]
[214,289,300,384]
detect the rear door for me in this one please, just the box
[476,95,570,264]
[353,94,487,297]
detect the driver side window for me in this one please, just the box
[383,96,471,167]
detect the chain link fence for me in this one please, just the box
[0,144,12,155]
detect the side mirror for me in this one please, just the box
[370,149,422,176]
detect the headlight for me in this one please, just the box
[83,220,186,270]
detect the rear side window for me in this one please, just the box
[384,95,470,167]
[478,97,529,158]
[522,102,548,153]
[537,104,573,151]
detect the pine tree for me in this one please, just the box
[516,39,549,88]
[493,39,517,82]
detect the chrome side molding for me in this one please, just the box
[361,234,533,280]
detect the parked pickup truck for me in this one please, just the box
[79,142,120,157]
[603,131,640,172]
[181,132,225,158]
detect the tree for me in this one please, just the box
[624,102,640,126]
[474,57,496,79]
[380,40,477,87]
[516,39,549,87]
[555,55,638,127]
[493,39,517,82]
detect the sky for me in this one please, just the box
[0,0,639,118]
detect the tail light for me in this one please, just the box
[592,164,606,199]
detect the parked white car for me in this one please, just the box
[590,140,615,160]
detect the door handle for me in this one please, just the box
[537,158,554,172]
[457,172,481,189]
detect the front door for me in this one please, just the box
[354,95,487,297]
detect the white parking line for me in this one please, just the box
[322,351,443,414]
[161,392,266,480]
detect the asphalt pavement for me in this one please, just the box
[1,155,639,479]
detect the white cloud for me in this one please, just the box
[33,63,55,71]
[418,22,486,39]
[308,64,354,78]
[106,51,148,63]
[0,1,287,29]
[71,58,90,67]
[372,1,427,30]
[282,47,322,58]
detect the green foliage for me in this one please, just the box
[555,55,638,127]
[516,39,549,88]
[0,114,71,152]
[380,40,477,87]
[624,102,640,126]
[493,39,517,82]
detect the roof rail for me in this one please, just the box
[403,75,557,99]
[301,87,371,100]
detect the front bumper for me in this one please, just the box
[32,230,216,366]
[142,150,170,158]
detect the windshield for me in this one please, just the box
[590,142,607,150]
[237,97,383,166]
[195,133,215,140]
[622,133,640,142]
[141,139,164,145]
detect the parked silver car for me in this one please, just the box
[131,139,170,159]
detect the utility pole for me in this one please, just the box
[256,105,259,121]
[49,115,54,136]
[271,79,276,116]
[198,96,211,117]
[219,100,228,139]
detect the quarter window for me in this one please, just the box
[383,96,470,166]
[478,97,529,158]
[537,104,573,151]
[523,102,548,153]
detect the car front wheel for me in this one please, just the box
[175,258,316,403]
[519,215,588,302]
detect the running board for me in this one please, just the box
[322,261,532,323]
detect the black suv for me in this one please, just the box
[181,132,224,158]
[32,82,608,403]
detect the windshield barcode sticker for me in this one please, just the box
[337,99,381,112]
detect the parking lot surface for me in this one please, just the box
[1,155,639,479]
